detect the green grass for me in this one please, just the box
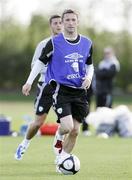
[0,136,132,180]
[0,93,132,179]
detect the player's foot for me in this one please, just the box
[54,155,59,165]
[56,165,62,173]
[53,130,64,156]
[57,151,71,165]
[55,153,70,173]
[14,143,29,160]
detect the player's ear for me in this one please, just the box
[77,19,79,26]
[76,15,79,26]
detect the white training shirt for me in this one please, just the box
[31,37,51,82]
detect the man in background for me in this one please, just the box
[15,15,62,160]
[95,46,120,108]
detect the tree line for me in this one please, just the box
[0,15,132,93]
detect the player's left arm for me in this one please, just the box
[22,40,53,96]
[82,46,94,89]
[31,42,44,69]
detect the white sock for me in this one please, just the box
[60,149,69,157]
[57,150,70,165]
[21,138,30,147]
[56,130,64,141]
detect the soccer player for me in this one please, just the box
[14,15,62,160]
[20,9,94,171]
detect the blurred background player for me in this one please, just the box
[15,15,62,160]
[95,46,120,108]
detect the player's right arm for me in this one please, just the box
[22,39,53,96]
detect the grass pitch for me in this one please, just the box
[0,94,132,179]
[0,136,132,180]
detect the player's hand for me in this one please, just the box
[81,76,91,89]
[22,83,32,96]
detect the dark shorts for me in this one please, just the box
[52,84,89,123]
[34,82,53,115]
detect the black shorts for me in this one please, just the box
[52,84,89,123]
[34,82,53,115]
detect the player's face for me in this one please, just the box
[62,13,78,34]
[50,18,62,35]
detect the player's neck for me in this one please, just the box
[63,31,78,41]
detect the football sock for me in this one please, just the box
[60,149,69,157]
[56,130,64,141]
[21,138,30,148]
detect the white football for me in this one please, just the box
[59,154,80,175]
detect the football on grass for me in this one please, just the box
[59,154,80,175]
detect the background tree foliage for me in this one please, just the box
[0,14,132,93]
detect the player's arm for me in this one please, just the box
[39,39,53,65]
[31,41,44,69]
[82,46,94,89]
[31,38,51,68]
[22,40,53,96]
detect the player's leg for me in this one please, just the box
[60,91,89,155]
[14,83,52,160]
[61,93,88,154]
[55,118,80,173]
[55,96,87,164]
[25,83,52,139]
[54,115,74,172]
[53,114,73,156]
[14,114,47,160]
[26,114,47,140]
[52,84,72,157]
[55,121,80,174]
[53,101,73,164]
[52,85,84,171]
[62,119,80,153]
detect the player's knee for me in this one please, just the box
[60,115,74,134]
[66,124,74,133]
[70,128,80,137]
[61,123,74,134]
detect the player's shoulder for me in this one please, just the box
[80,34,92,44]
[38,37,51,47]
